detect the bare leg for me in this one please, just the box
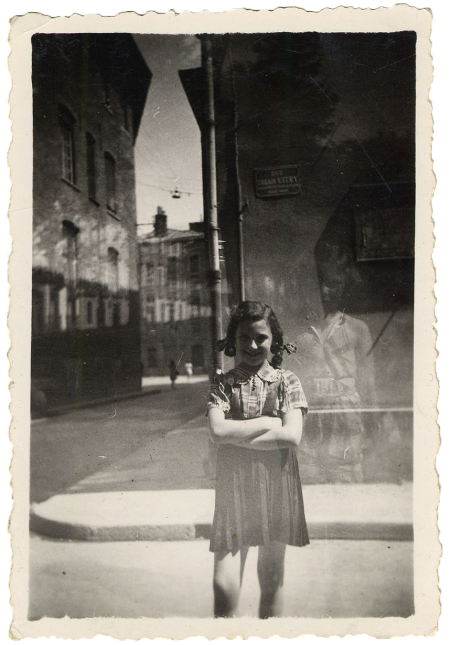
[257,542,286,619]
[213,547,249,617]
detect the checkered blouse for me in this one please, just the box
[207,361,308,420]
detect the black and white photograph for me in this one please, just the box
[8,6,439,639]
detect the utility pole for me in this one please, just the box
[179,37,223,370]
[228,39,246,303]
[203,37,223,370]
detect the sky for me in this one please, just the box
[134,35,203,233]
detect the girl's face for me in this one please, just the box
[236,318,273,369]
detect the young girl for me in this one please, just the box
[207,301,309,619]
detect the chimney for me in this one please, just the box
[154,206,168,237]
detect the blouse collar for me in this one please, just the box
[232,361,280,384]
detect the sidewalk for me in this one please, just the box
[30,412,413,542]
[30,482,413,542]
[142,374,209,387]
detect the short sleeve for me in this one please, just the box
[206,371,231,414]
[279,370,308,415]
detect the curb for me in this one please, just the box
[30,485,413,543]
[30,511,414,542]
[30,510,413,543]
[30,511,200,541]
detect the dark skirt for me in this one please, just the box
[210,444,309,554]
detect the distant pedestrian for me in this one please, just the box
[207,301,309,619]
[169,360,179,389]
[184,361,193,381]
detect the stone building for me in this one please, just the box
[139,208,213,375]
[31,33,152,415]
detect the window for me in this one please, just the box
[48,289,59,330]
[86,133,97,202]
[189,254,199,277]
[167,257,177,282]
[145,262,154,288]
[113,302,121,328]
[158,267,165,289]
[59,105,76,185]
[62,220,79,284]
[107,247,119,294]
[97,299,106,327]
[86,300,94,325]
[105,152,116,213]
[62,220,79,328]
[190,290,201,317]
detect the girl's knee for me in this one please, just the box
[258,567,284,595]
[213,571,239,598]
[257,544,286,594]
[213,572,240,618]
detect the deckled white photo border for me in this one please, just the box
[7,4,439,639]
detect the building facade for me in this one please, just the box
[31,33,152,415]
[139,208,213,375]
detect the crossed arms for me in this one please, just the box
[207,407,303,451]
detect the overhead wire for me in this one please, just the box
[135,180,203,196]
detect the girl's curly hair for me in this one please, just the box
[217,301,290,368]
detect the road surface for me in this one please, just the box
[29,535,413,620]
[31,380,210,504]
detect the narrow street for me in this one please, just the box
[30,380,210,504]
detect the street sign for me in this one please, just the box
[254,165,300,198]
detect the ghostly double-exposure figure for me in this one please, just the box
[298,243,377,483]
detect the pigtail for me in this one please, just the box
[270,341,297,368]
[216,338,227,352]
[270,350,284,369]
[216,337,237,357]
